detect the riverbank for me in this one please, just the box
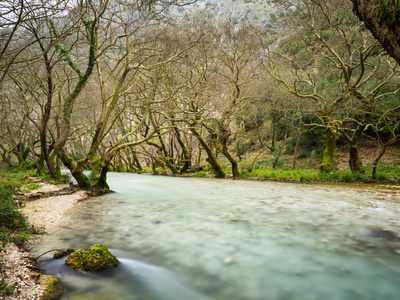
[1,181,87,300]
[135,145,400,184]
[141,167,400,185]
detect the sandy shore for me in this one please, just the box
[1,182,87,300]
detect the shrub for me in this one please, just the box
[0,186,29,235]
[299,173,312,182]
[192,171,207,177]
[341,172,356,182]
[375,173,390,183]
[326,172,341,181]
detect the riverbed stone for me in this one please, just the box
[54,248,75,259]
[39,274,63,300]
[65,244,119,271]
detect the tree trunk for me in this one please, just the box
[33,29,56,177]
[372,147,386,180]
[292,129,302,169]
[58,149,91,189]
[352,0,400,64]
[14,144,28,168]
[151,159,159,175]
[195,145,202,169]
[236,140,242,161]
[37,152,45,176]
[148,138,179,175]
[220,126,239,178]
[0,145,7,164]
[272,127,289,169]
[349,144,365,173]
[319,127,337,173]
[132,151,143,171]
[173,127,190,175]
[53,154,62,179]
[372,136,397,179]
[271,124,276,152]
[93,161,110,190]
[191,128,225,178]
[51,15,98,189]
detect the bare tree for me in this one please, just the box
[265,0,399,173]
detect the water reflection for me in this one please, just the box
[33,173,400,300]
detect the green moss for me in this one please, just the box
[53,248,75,259]
[39,275,63,300]
[192,171,207,177]
[319,128,337,173]
[65,244,118,271]
[375,0,400,26]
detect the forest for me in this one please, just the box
[1,0,400,190]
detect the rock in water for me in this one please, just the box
[39,275,63,300]
[65,244,119,271]
[54,248,75,259]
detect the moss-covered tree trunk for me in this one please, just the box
[51,12,99,189]
[157,132,179,175]
[219,126,239,178]
[0,145,9,166]
[58,148,91,189]
[349,143,364,173]
[173,126,190,175]
[352,0,400,64]
[132,151,143,171]
[191,128,225,178]
[339,108,370,173]
[50,151,62,179]
[319,127,337,173]
[93,161,110,190]
[36,152,45,176]
[195,145,202,169]
[147,139,179,175]
[13,143,28,168]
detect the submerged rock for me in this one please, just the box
[39,274,63,300]
[54,248,75,259]
[65,244,119,271]
[370,229,399,241]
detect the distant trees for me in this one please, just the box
[264,0,399,173]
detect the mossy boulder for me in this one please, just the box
[54,248,75,259]
[65,244,119,271]
[39,275,63,300]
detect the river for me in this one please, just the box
[32,173,400,300]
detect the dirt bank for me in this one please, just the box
[1,182,87,300]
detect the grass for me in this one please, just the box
[0,167,41,296]
[239,168,319,181]
[0,168,41,193]
[136,160,400,184]
[237,167,399,184]
[192,171,208,177]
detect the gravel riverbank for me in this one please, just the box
[1,182,87,300]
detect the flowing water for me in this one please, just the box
[32,173,400,300]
